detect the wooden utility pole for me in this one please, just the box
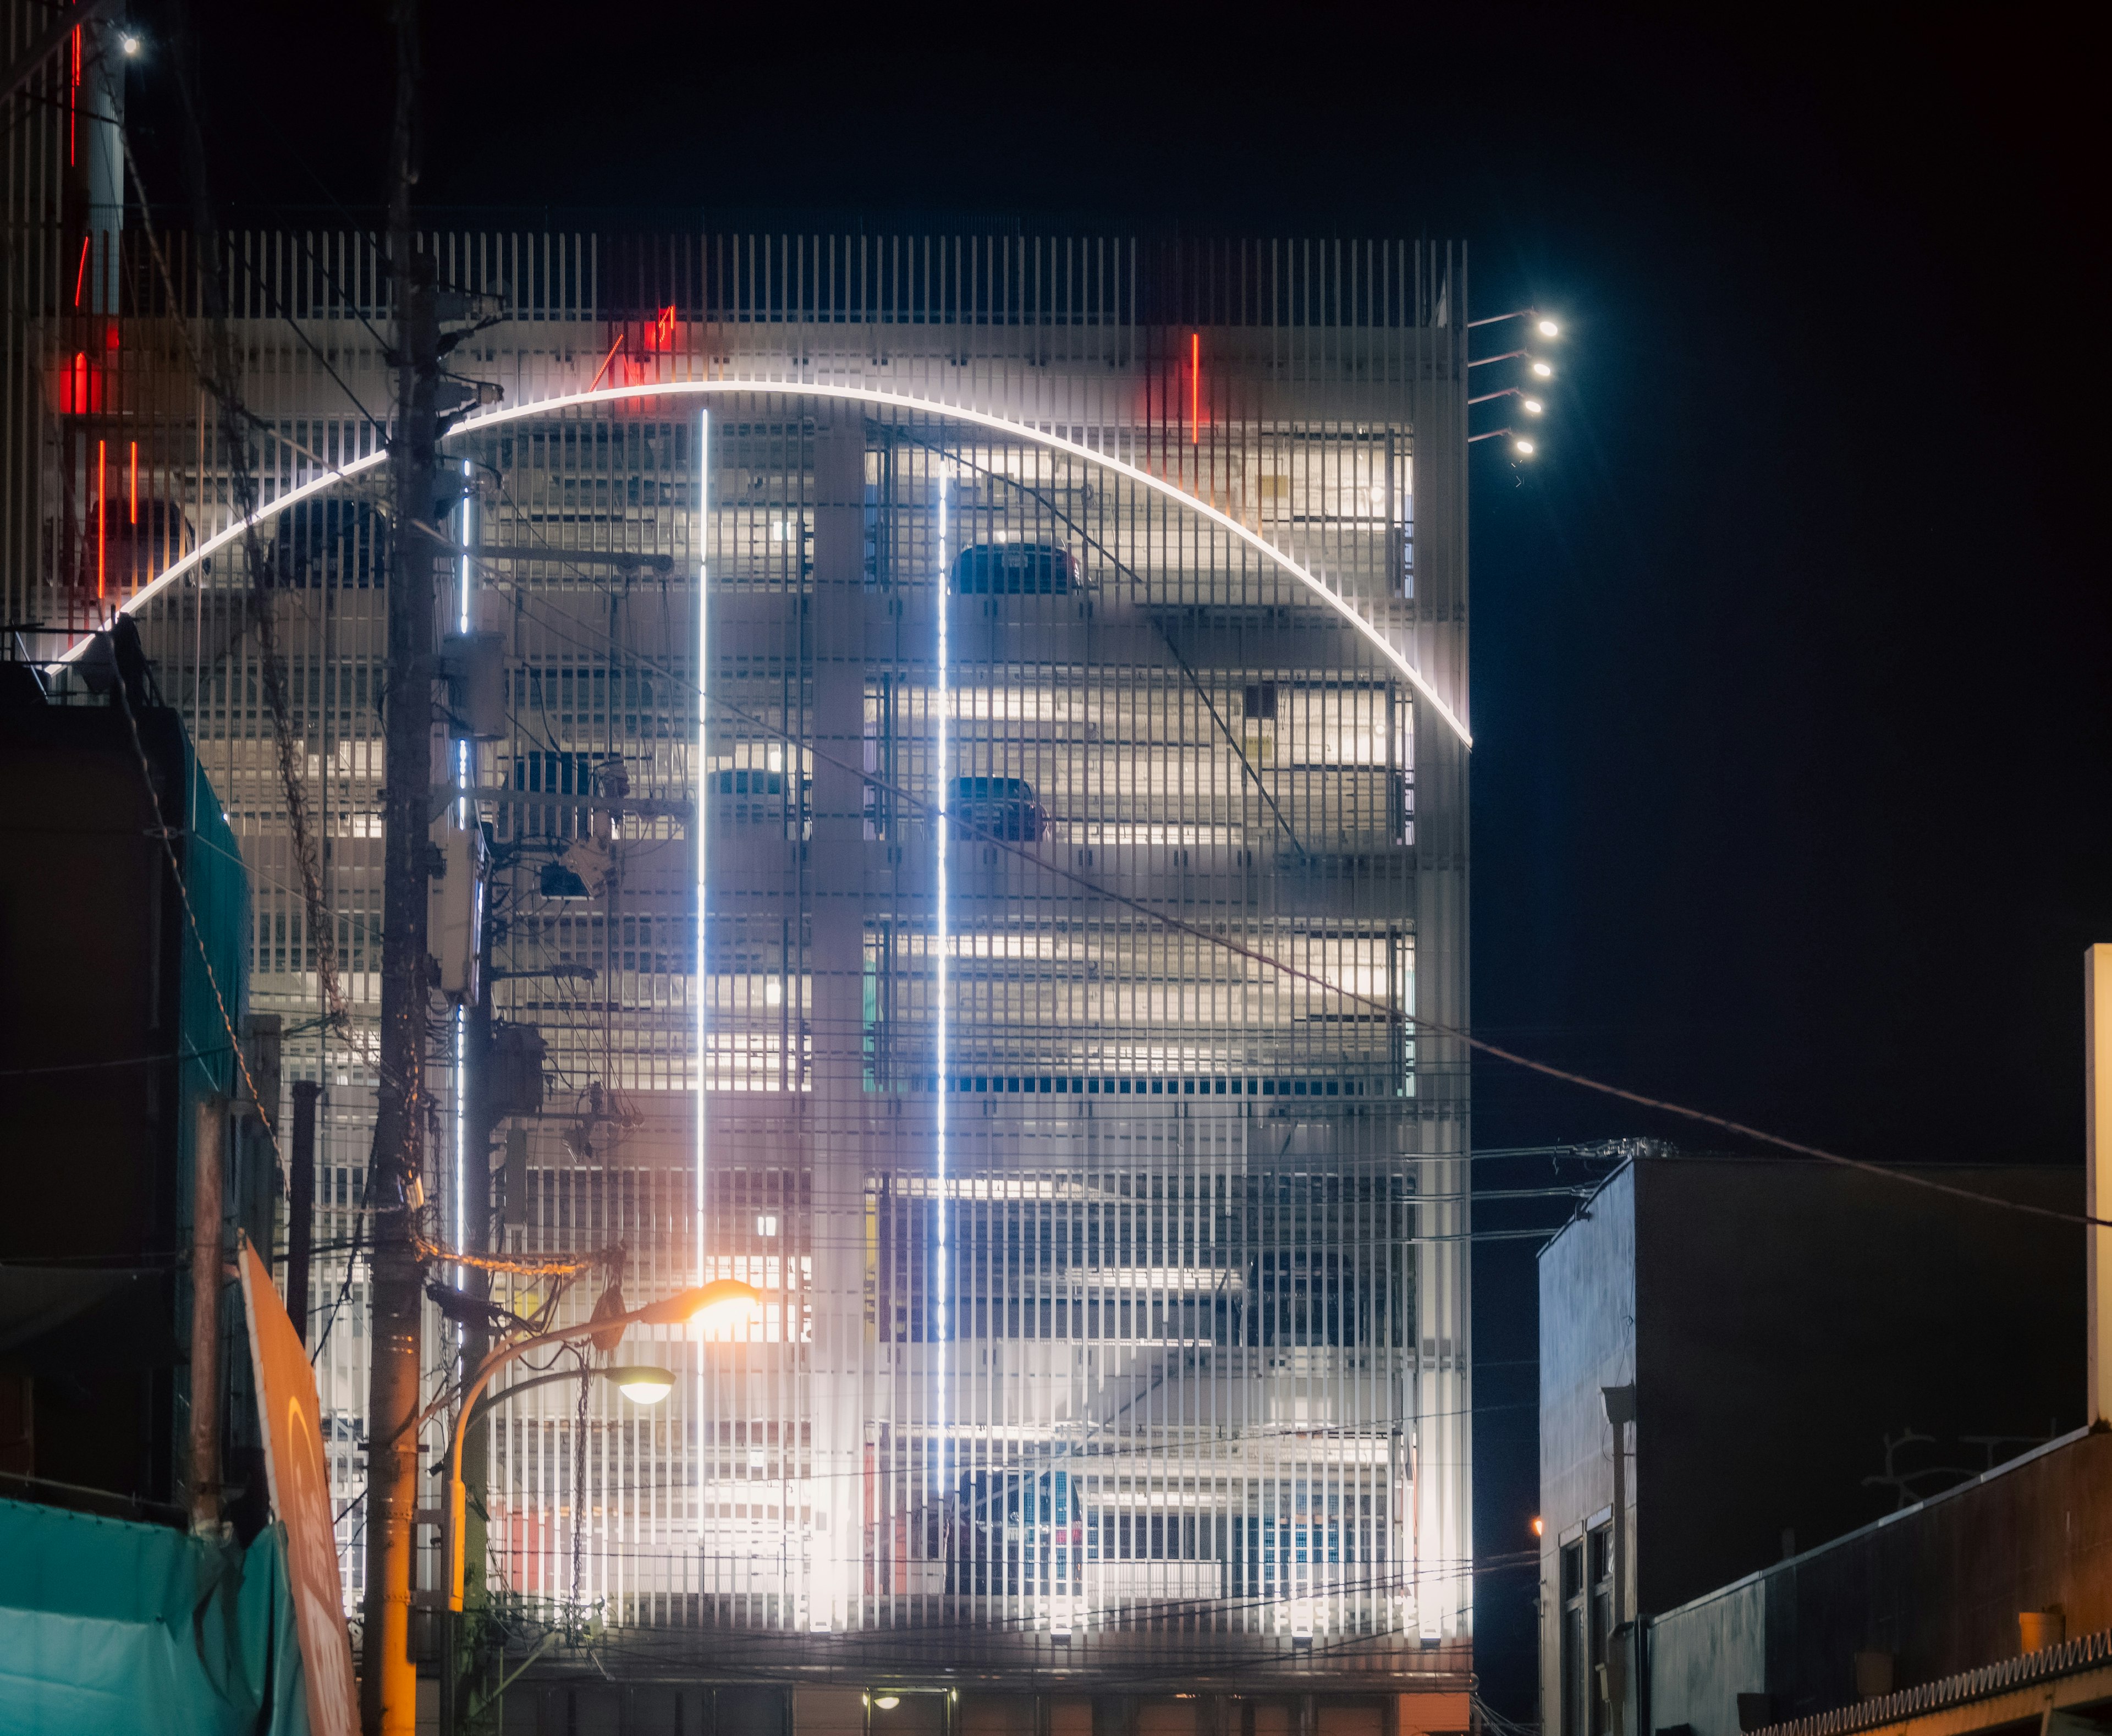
[361,1,439,1729]
[449,957,500,1736]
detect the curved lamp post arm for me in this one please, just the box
[443,1278,757,1611]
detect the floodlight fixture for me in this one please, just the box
[1514,438,1537,457]
[1531,359,1554,378]
[1523,397,1544,414]
[1466,307,1559,333]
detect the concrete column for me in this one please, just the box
[805,416,870,1629]
[2087,946,2112,1425]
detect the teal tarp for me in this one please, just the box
[0,1497,311,1736]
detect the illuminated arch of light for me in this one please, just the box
[74,378,1472,748]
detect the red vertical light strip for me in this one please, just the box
[69,25,80,166]
[74,235,90,308]
[96,438,107,599]
[1190,332,1200,447]
[129,440,138,524]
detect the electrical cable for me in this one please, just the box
[109,680,276,1156]
[425,515,2112,1231]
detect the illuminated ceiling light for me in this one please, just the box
[1537,318,1559,337]
[1514,439,1537,457]
[873,1697,902,1711]
[1531,360,1554,378]
[1522,397,1544,414]
[613,1367,675,1405]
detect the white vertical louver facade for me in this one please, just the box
[5,210,1471,1690]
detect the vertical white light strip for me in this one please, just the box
[453,458,473,1299]
[934,464,951,1510]
[694,412,711,1546]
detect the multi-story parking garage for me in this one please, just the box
[3,69,1476,1722]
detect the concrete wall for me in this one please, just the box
[1537,1162,1639,1727]
[1633,1160,2084,1616]
[1646,1426,2112,1731]
[1645,1574,1766,1736]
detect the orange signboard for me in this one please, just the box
[238,1237,360,1736]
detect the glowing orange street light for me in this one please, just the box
[439,1276,761,1612]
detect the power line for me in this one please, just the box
[425,517,2112,1232]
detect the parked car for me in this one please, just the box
[952,775,1047,842]
[949,541,1076,595]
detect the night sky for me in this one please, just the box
[140,2,2105,1709]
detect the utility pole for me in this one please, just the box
[448,950,499,1736]
[361,1,439,1729]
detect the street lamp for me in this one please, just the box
[455,1361,678,1425]
[615,1367,675,1404]
[442,1277,761,1613]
